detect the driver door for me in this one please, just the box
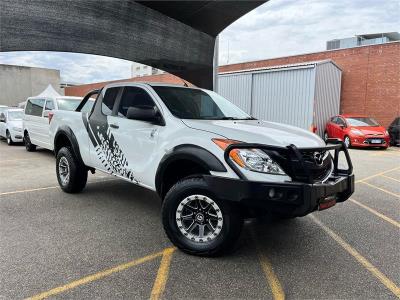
[107,86,163,187]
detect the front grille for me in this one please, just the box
[364,138,385,145]
[266,149,333,183]
[296,150,333,183]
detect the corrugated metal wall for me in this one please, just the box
[314,62,342,137]
[217,61,341,137]
[218,73,252,114]
[251,67,315,129]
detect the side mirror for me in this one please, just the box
[126,106,164,125]
[43,110,50,118]
[0,114,5,122]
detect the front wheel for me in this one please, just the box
[162,177,243,256]
[6,130,14,145]
[344,136,351,148]
[56,147,88,193]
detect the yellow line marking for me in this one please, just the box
[0,186,59,196]
[381,174,400,183]
[0,179,117,196]
[27,249,168,300]
[349,198,400,228]
[355,166,400,183]
[360,181,400,199]
[309,215,400,298]
[150,247,176,300]
[0,157,43,163]
[250,230,285,300]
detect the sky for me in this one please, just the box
[0,0,398,84]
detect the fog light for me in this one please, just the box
[288,193,299,202]
[268,188,275,198]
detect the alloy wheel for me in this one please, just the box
[176,195,223,243]
[344,136,351,148]
[58,156,70,186]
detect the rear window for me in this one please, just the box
[57,98,82,111]
[25,99,45,116]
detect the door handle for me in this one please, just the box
[109,123,119,129]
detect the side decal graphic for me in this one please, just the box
[83,114,138,183]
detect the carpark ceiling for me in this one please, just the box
[0,0,266,89]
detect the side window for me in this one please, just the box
[45,100,55,111]
[337,118,346,126]
[102,88,120,116]
[331,117,338,123]
[25,99,45,116]
[118,87,155,118]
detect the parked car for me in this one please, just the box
[0,108,24,145]
[388,117,400,146]
[23,96,94,151]
[49,83,354,256]
[0,105,8,116]
[325,114,390,149]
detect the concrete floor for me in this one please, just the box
[0,141,399,299]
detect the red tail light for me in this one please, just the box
[48,111,54,124]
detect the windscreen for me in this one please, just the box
[346,117,379,127]
[8,111,23,120]
[152,86,253,120]
[57,98,94,112]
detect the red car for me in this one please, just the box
[325,114,390,149]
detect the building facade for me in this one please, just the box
[327,32,400,50]
[0,64,62,106]
[131,62,165,78]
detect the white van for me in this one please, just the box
[23,96,93,151]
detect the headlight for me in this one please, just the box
[212,139,286,175]
[385,130,389,136]
[350,129,363,136]
[12,127,22,132]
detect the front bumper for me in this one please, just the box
[350,136,389,147]
[203,173,354,217]
[209,138,354,217]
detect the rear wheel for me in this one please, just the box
[6,130,14,145]
[344,136,351,148]
[24,131,36,152]
[56,147,87,193]
[162,177,243,256]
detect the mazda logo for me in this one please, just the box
[313,152,324,166]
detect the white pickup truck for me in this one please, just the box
[49,82,354,256]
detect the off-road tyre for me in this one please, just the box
[56,147,88,193]
[162,177,243,256]
[24,131,36,151]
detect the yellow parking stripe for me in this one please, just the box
[360,181,400,199]
[0,186,59,196]
[309,215,400,298]
[349,198,400,228]
[27,249,168,300]
[0,179,117,196]
[381,174,400,183]
[150,247,176,300]
[250,230,285,300]
[355,166,400,183]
